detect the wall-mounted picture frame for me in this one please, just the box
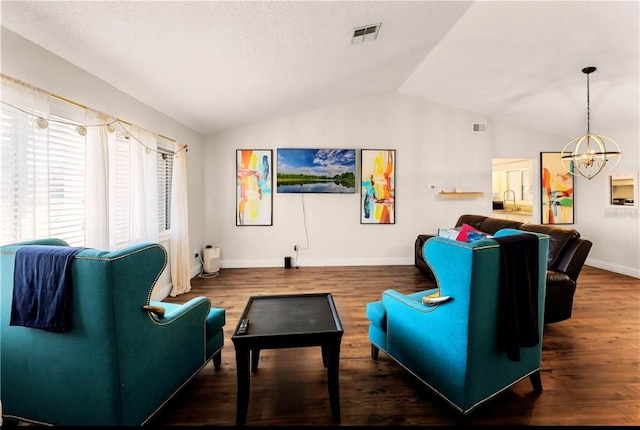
[276,148,356,193]
[236,149,272,226]
[540,152,574,224]
[361,149,395,224]
[608,172,638,209]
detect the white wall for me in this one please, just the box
[203,92,640,278]
[4,26,638,280]
[490,119,640,277]
[1,28,208,296]
[571,127,640,276]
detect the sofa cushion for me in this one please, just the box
[438,228,460,240]
[466,230,488,242]
[479,217,524,234]
[454,214,488,230]
[519,224,579,269]
[456,223,482,242]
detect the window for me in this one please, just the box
[45,112,87,246]
[1,101,87,246]
[111,130,131,249]
[1,91,174,248]
[157,139,174,232]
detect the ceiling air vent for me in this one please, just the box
[473,123,486,132]
[351,22,381,45]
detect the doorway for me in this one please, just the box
[492,158,534,212]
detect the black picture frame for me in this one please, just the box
[360,149,396,224]
[540,152,574,225]
[236,149,273,226]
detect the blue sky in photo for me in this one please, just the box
[277,148,356,176]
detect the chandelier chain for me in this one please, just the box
[586,72,590,135]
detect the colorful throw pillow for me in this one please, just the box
[466,230,488,242]
[456,223,482,242]
[437,228,460,240]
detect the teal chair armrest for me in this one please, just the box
[149,297,211,323]
[382,289,432,312]
[135,297,210,359]
[381,288,468,361]
[381,288,470,407]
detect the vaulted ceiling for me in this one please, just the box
[1,1,638,138]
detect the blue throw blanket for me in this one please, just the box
[10,245,85,332]
[494,234,540,362]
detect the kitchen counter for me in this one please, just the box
[492,209,533,222]
[493,209,532,216]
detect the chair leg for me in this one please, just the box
[371,344,379,361]
[213,351,222,370]
[529,370,543,393]
[1,417,19,427]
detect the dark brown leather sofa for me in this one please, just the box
[414,214,593,324]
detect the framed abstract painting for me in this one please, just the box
[540,152,574,224]
[360,149,395,224]
[236,149,272,226]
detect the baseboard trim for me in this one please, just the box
[220,257,414,269]
[585,257,639,279]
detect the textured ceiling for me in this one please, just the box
[1,1,638,138]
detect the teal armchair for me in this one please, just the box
[0,238,225,426]
[366,229,549,414]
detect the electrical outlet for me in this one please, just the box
[294,245,298,251]
[194,250,199,258]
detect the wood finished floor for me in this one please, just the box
[148,264,639,426]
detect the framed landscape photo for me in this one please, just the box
[276,148,356,193]
[236,149,272,226]
[540,152,574,224]
[360,149,395,224]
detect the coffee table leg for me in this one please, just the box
[251,348,260,373]
[235,346,250,426]
[326,342,341,422]
[321,345,327,367]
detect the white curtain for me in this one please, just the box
[85,109,112,249]
[0,77,50,244]
[128,125,159,245]
[169,143,192,296]
[1,76,176,263]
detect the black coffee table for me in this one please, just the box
[231,292,344,426]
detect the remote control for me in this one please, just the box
[237,318,249,335]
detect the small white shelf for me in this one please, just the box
[439,191,485,199]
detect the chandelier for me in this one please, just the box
[560,66,621,180]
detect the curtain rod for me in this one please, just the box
[50,93,176,143]
[0,75,177,144]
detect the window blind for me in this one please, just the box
[1,87,175,248]
[157,140,174,232]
